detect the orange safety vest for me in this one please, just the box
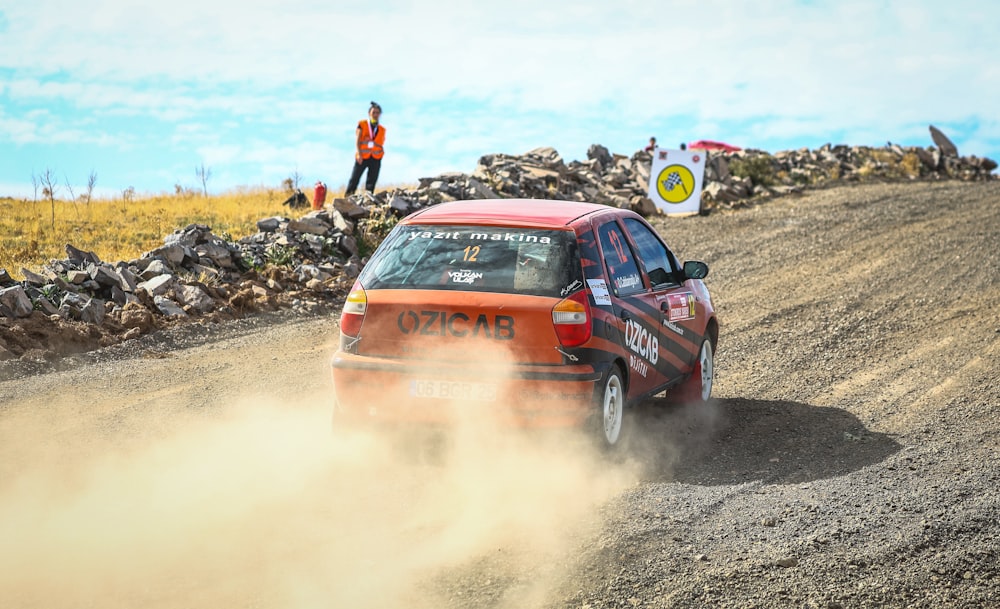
[356,120,385,160]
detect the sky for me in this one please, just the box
[1,0,998,199]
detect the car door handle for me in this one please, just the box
[619,310,631,321]
[660,302,669,312]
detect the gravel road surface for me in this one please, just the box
[1,180,997,608]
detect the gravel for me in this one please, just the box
[0,180,997,609]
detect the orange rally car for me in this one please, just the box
[331,199,718,448]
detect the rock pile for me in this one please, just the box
[1,127,996,363]
[376,124,996,214]
[378,145,661,216]
[701,139,998,206]
[0,208,368,362]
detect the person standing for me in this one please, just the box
[345,101,385,195]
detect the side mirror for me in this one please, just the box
[682,260,709,280]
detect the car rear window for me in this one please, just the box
[359,225,582,297]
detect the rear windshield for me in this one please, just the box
[359,225,582,297]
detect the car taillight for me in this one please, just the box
[552,290,592,347]
[340,283,367,337]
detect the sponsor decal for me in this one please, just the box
[614,273,642,291]
[662,319,685,336]
[397,310,515,340]
[448,269,483,284]
[405,231,463,241]
[624,318,659,365]
[587,279,612,306]
[406,231,551,244]
[629,354,649,378]
[666,292,696,321]
[560,279,583,296]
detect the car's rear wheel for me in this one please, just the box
[672,338,714,403]
[595,364,627,449]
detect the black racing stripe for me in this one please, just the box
[649,353,684,381]
[661,333,698,365]
[614,298,700,375]
[618,296,704,352]
[577,329,690,387]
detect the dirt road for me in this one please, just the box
[1,180,997,608]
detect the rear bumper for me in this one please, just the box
[331,351,604,428]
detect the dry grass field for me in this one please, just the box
[0,184,346,280]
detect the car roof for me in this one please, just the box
[402,199,622,228]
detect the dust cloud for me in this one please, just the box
[0,383,642,608]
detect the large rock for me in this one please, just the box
[257,217,283,232]
[88,263,122,287]
[929,125,959,157]
[119,306,154,332]
[164,224,212,247]
[153,296,188,318]
[140,259,173,279]
[195,241,234,268]
[333,198,370,219]
[79,298,106,325]
[148,243,187,265]
[629,196,659,217]
[587,144,613,170]
[0,285,33,318]
[174,284,216,313]
[20,268,51,286]
[138,274,174,296]
[287,217,332,236]
[329,210,354,235]
[65,244,101,265]
[115,265,139,292]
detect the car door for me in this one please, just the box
[622,217,703,384]
[594,217,667,397]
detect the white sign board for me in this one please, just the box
[647,148,706,216]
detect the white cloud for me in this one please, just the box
[1,0,997,195]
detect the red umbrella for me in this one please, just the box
[687,140,742,152]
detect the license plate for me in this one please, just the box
[409,379,498,402]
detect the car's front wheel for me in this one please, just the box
[671,338,714,403]
[595,364,627,449]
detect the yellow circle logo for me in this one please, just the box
[656,164,696,204]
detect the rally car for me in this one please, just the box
[330,199,718,448]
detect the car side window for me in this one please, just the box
[597,221,644,296]
[624,218,679,288]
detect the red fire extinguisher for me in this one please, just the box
[312,181,327,210]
